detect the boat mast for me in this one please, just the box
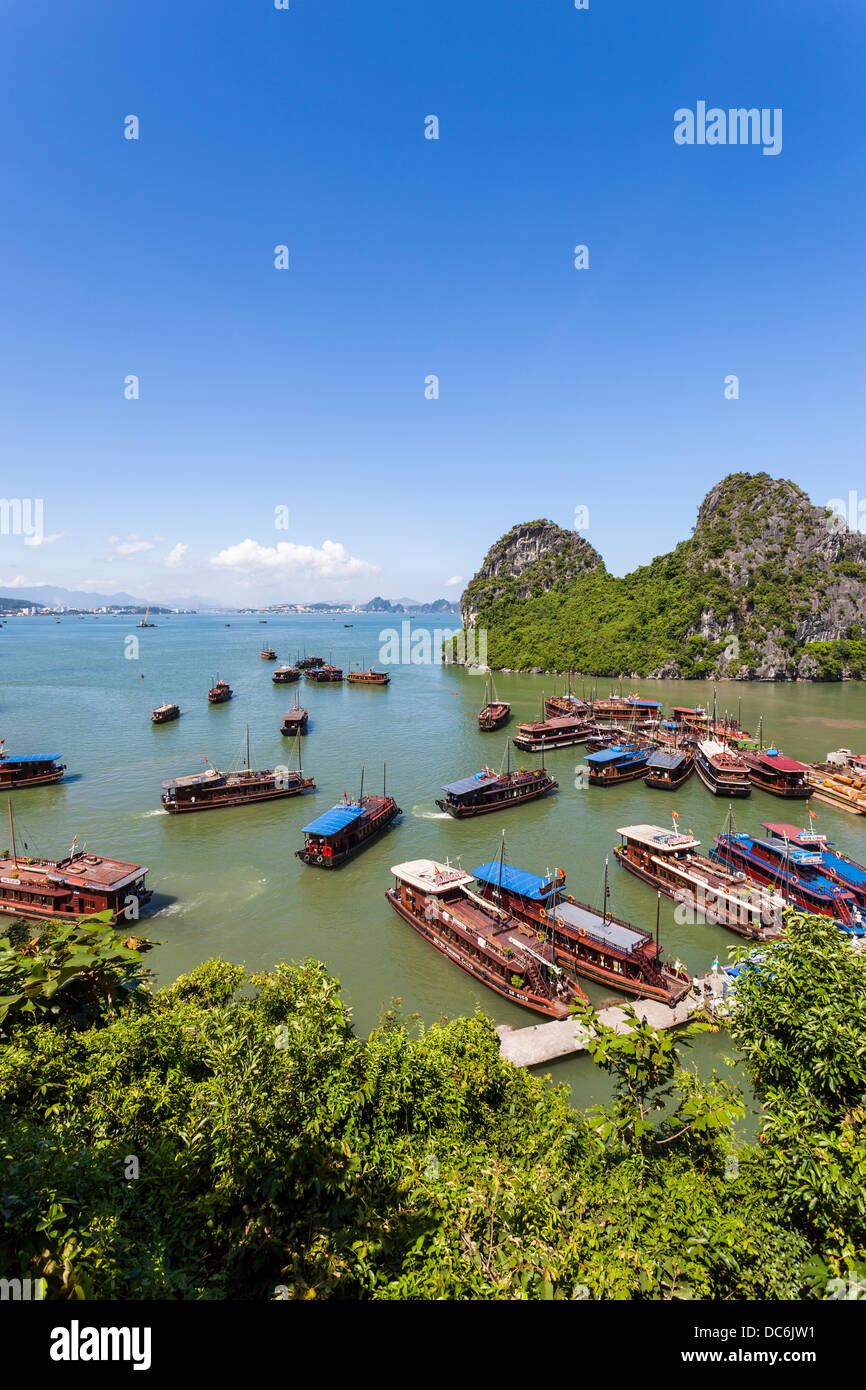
[655,890,661,956]
[602,857,609,925]
[496,829,505,907]
[359,764,365,804]
[758,714,764,752]
[245,725,250,770]
[8,799,16,865]
[383,761,387,797]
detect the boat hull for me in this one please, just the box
[612,846,779,940]
[436,778,557,818]
[386,892,571,1019]
[0,766,66,789]
[162,781,313,813]
[695,758,751,797]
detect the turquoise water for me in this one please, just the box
[3,611,864,1109]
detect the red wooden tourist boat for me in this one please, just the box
[0,803,151,924]
[208,677,233,704]
[296,768,400,867]
[471,840,690,1004]
[296,655,325,670]
[305,664,343,683]
[260,648,277,661]
[695,740,752,797]
[740,747,813,799]
[272,664,301,684]
[478,675,510,731]
[161,728,314,813]
[280,700,308,735]
[436,746,557,818]
[151,703,180,724]
[0,749,66,790]
[386,858,589,1018]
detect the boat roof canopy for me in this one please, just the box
[757,751,807,772]
[2,754,62,763]
[585,746,640,765]
[391,860,473,894]
[646,749,687,770]
[302,804,365,836]
[472,861,559,902]
[442,773,500,795]
[552,900,648,954]
[161,768,222,790]
[618,823,701,851]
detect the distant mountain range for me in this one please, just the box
[0,584,461,615]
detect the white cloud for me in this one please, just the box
[164,542,188,569]
[107,534,159,560]
[0,575,34,588]
[444,574,464,587]
[23,531,65,548]
[210,538,377,581]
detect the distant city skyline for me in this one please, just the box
[2,3,863,606]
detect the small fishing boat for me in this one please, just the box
[643,748,694,790]
[305,664,343,682]
[584,745,653,786]
[346,667,390,686]
[436,744,557,818]
[695,740,751,797]
[296,767,399,867]
[208,677,233,704]
[471,839,690,1003]
[161,727,314,813]
[0,750,66,790]
[296,655,325,670]
[272,664,301,684]
[477,675,510,731]
[386,858,589,1018]
[614,821,785,939]
[137,607,156,628]
[151,702,180,724]
[280,700,308,736]
[0,801,150,923]
[260,648,278,661]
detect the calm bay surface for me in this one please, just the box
[3,611,864,1111]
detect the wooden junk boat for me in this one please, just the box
[613,822,785,940]
[544,674,588,720]
[740,746,813,799]
[280,700,308,736]
[436,745,557,819]
[0,803,150,924]
[471,845,690,1004]
[161,728,314,813]
[710,820,865,937]
[0,749,66,790]
[151,702,180,724]
[208,677,233,704]
[695,739,751,797]
[477,675,510,731]
[643,747,694,790]
[386,859,588,1018]
[296,655,325,670]
[305,664,343,683]
[584,744,653,786]
[513,695,592,751]
[761,820,866,916]
[272,664,301,684]
[346,667,390,686]
[260,648,278,661]
[296,768,400,867]
[590,695,662,728]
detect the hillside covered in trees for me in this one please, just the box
[459,474,866,680]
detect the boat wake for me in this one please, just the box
[412,806,450,820]
[140,808,166,818]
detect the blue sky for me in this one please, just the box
[1,1,864,605]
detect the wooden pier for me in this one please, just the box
[496,972,726,1068]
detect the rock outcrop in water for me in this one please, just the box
[458,474,866,680]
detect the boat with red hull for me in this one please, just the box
[614,822,785,940]
[296,655,325,670]
[1,804,150,923]
[0,752,66,790]
[280,701,308,735]
[643,748,694,790]
[386,859,589,1019]
[208,677,233,704]
[478,675,510,731]
[161,728,314,813]
[436,748,557,818]
[297,789,400,867]
[711,823,864,936]
[471,851,690,1003]
[260,648,277,661]
[740,747,813,798]
[305,665,343,683]
[513,712,593,752]
[152,703,180,724]
[272,665,301,684]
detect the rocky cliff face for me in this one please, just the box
[460,521,604,628]
[457,475,866,681]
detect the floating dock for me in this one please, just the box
[496,972,726,1067]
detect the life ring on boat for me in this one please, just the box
[566,895,574,903]
[539,908,546,920]
[316,854,324,864]
[536,932,545,943]
[578,927,586,939]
